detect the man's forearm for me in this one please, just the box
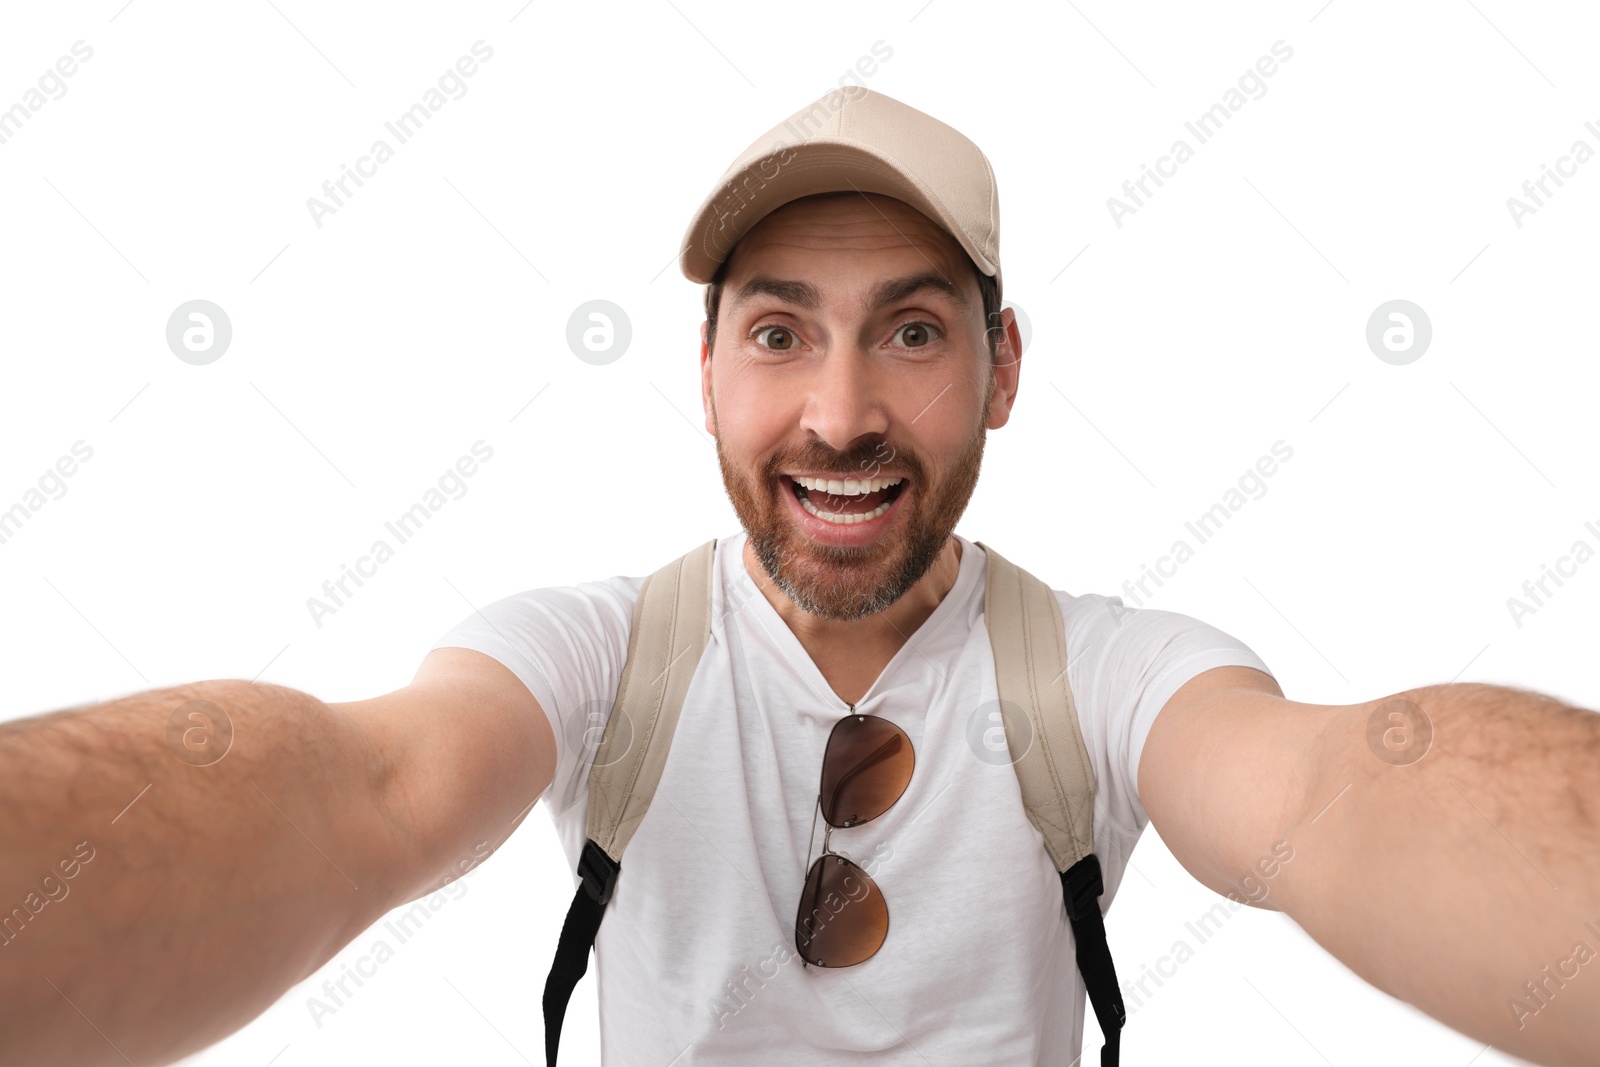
[1279,682,1600,1067]
[0,680,415,1067]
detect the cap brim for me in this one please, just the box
[678,140,1000,287]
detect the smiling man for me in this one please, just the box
[2,87,1598,1067]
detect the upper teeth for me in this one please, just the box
[791,475,902,496]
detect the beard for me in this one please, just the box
[711,374,993,622]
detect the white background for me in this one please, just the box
[2,1,1597,1064]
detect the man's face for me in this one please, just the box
[700,191,1018,621]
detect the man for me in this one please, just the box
[1,87,1596,1067]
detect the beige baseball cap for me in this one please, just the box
[678,87,1001,292]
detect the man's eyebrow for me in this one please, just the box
[729,277,821,312]
[728,272,968,314]
[868,271,967,312]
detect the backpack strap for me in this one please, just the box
[976,541,1126,1067]
[542,538,717,1066]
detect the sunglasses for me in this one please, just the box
[794,712,916,968]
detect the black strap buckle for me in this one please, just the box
[1062,853,1105,921]
[578,839,620,905]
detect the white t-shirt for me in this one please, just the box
[432,529,1272,1065]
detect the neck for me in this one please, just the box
[742,535,964,668]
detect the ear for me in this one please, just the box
[700,320,716,435]
[985,306,1022,430]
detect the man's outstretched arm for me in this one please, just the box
[1141,666,1600,1067]
[0,647,553,1067]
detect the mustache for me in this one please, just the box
[767,441,916,480]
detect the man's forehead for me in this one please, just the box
[719,193,975,312]
[734,193,958,255]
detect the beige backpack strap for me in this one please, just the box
[584,538,718,862]
[546,540,718,1063]
[974,545,1127,1061]
[975,540,1097,871]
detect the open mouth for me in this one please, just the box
[786,475,907,526]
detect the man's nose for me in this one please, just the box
[797,344,890,453]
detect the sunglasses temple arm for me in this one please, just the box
[799,793,823,971]
[802,792,821,874]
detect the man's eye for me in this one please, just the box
[892,321,941,348]
[754,326,796,350]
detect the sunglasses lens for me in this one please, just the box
[794,854,888,967]
[819,715,913,828]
